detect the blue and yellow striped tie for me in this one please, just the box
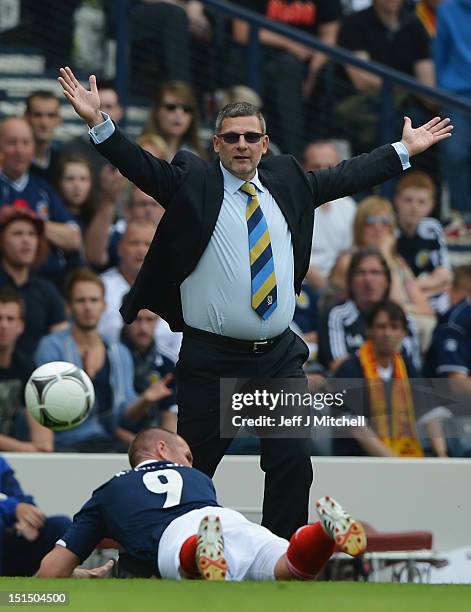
[240,182,277,319]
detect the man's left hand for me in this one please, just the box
[400,116,453,157]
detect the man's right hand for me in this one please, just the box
[15,502,45,530]
[58,67,103,127]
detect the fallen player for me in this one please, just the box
[38,427,366,580]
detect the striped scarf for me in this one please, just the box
[358,340,424,457]
[416,1,436,38]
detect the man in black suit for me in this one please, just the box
[58,66,452,539]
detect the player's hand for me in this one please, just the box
[142,373,174,404]
[400,116,452,157]
[72,559,115,579]
[58,67,103,127]
[15,502,45,530]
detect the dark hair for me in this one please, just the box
[25,90,59,113]
[54,154,97,226]
[215,102,266,135]
[128,426,178,468]
[347,247,391,298]
[452,265,471,289]
[64,267,105,303]
[97,79,119,96]
[365,299,408,331]
[0,286,25,319]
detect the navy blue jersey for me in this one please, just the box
[318,299,421,371]
[0,172,73,224]
[397,218,449,277]
[396,218,450,314]
[59,461,219,570]
[425,298,471,377]
[0,171,79,282]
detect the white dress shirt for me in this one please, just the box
[89,116,410,341]
[180,163,295,339]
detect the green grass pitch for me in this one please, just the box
[1,579,470,612]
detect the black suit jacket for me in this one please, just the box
[95,128,403,331]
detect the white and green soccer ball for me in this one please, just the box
[25,361,95,431]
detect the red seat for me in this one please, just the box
[362,522,433,552]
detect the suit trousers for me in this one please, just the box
[176,328,313,540]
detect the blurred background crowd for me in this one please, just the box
[0,0,470,458]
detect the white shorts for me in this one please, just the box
[157,506,288,581]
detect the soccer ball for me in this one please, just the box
[25,361,95,431]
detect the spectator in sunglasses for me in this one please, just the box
[329,196,435,352]
[144,81,206,160]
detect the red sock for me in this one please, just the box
[286,522,336,579]
[179,535,200,578]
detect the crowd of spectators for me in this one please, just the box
[0,0,470,459]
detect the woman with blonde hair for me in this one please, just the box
[329,196,435,352]
[144,81,205,160]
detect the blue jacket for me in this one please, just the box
[0,457,34,527]
[434,0,471,97]
[34,329,137,445]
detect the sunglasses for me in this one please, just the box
[161,102,193,113]
[217,131,265,144]
[365,215,393,226]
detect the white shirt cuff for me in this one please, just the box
[88,112,115,144]
[391,141,411,170]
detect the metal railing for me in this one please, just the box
[114,0,471,147]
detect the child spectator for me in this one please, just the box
[54,155,96,232]
[394,171,452,315]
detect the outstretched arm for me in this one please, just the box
[58,67,182,207]
[37,545,114,578]
[309,116,453,206]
